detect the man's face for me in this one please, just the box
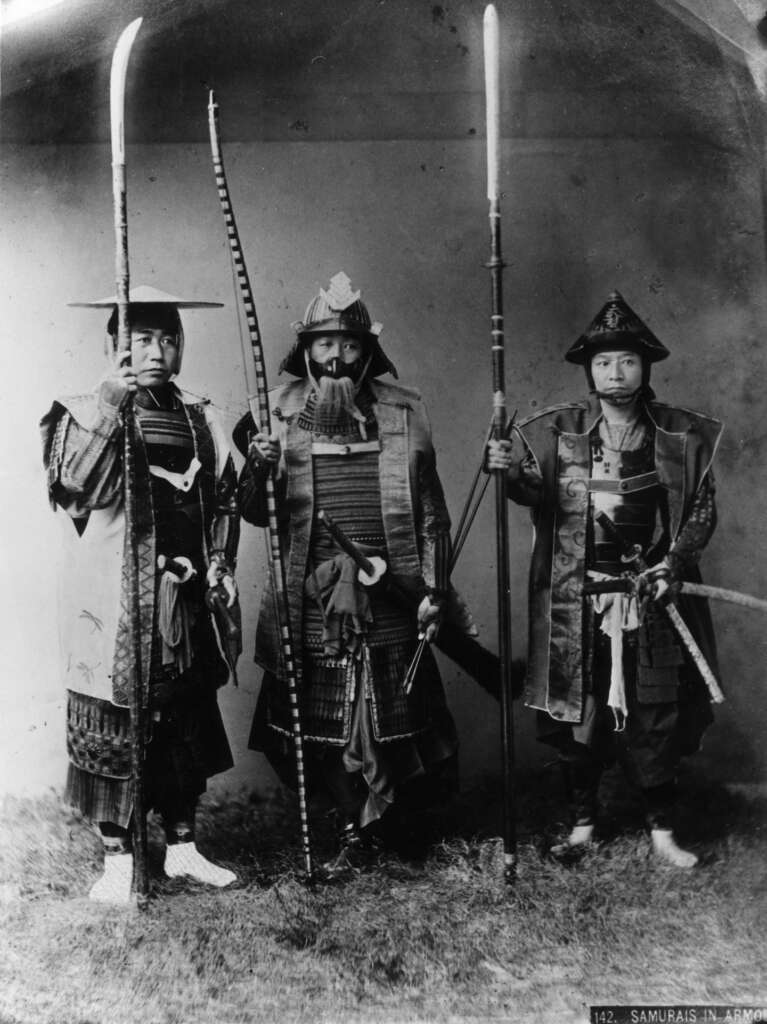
[130,323,179,386]
[309,333,364,368]
[590,349,643,398]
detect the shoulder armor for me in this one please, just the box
[50,391,100,428]
[371,380,423,406]
[176,387,210,409]
[647,402,723,438]
[649,401,721,428]
[518,401,586,428]
[270,379,310,417]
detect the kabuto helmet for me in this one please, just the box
[69,284,223,374]
[565,290,670,367]
[280,272,398,379]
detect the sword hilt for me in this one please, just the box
[318,509,400,592]
[317,509,376,576]
[590,517,724,703]
[595,511,645,569]
[205,585,241,641]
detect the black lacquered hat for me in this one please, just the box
[565,290,670,365]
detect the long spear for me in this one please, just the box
[110,17,148,905]
[207,90,314,881]
[484,3,516,883]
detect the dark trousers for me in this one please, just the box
[549,626,682,830]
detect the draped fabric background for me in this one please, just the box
[1,0,765,795]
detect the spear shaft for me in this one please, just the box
[207,91,314,881]
[484,3,516,883]
[110,17,147,905]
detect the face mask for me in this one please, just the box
[594,386,643,407]
[308,356,365,382]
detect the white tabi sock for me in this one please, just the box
[88,852,135,905]
[164,842,236,887]
[550,823,595,857]
[650,829,698,869]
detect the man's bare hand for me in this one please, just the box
[417,594,445,643]
[637,563,671,601]
[206,559,237,607]
[98,349,136,404]
[486,437,514,473]
[249,432,281,465]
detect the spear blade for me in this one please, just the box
[110,17,142,354]
[484,4,500,202]
[110,18,143,165]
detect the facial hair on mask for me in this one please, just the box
[312,374,369,438]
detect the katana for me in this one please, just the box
[484,3,516,884]
[594,512,725,705]
[157,554,241,641]
[317,510,510,702]
[679,582,767,614]
[584,576,767,614]
[207,90,314,881]
[109,16,148,906]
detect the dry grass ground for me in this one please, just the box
[0,770,765,1024]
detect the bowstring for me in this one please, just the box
[179,250,263,424]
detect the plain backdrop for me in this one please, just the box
[1,0,766,800]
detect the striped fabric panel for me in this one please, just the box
[310,450,385,552]
[135,408,195,450]
[304,449,415,656]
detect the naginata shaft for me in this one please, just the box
[484,3,516,884]
[110,17,148,906]
[207,90,314,881]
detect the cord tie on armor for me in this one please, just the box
[305,552,375,656]
[587,570,641,731]
[157,564,194,673]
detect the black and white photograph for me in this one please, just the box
[1,1,766,1022]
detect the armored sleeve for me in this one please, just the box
[237,448,288,529]
[506,438,543,508]
[666,471,717,578]
[41,381,128,515]
[237,448,271,527]
[209,452,241,571]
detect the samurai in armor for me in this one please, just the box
[235,272,458,872]
[488,291,722,867]
[41,287,241,903]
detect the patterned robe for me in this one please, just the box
[40,382,239,822]
[508,394,722,753]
